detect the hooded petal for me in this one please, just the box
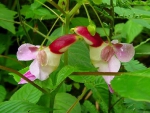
[113,43,135,62]
[17,43,39,61]
[18,70,36,84]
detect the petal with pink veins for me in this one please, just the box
[17,43,39,61]
[18,70,36,84]
[113,43,135,62]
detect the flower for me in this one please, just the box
[73,26,135,92]
[17,34,78,84]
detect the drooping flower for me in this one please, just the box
[17,34,78,84]
[73,26,135,92]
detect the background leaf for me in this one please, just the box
[111,68,150,102]
[10,84,42,103]
[54,93,81,113]
[0,85,7,102]
[0,100,50,113]
[0,4,16,34]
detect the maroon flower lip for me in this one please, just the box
[49,34,78,54]
[73,26,104,47]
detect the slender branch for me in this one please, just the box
[88,4,111,44]
[0,18,20,24]
[0,55,25,67]
[72,72,122,76]
[134,38,150,49]
[68,2,82,17]
[83,4,91,22]
[23,22,49,40]
[109,0,114,39]
[109,97,124,111]
[66,87,88,113]
[17,0,33,44]
[47,0,66,15]
[36,0,65,23]
[0,65,48,94]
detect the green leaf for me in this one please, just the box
[68,40,96,71]
[10,84,42,104]
[9,67,29,83]
[92,0,102,5]
[0,4,16,34]
[132,19,150,29]
[82,100,99,113]
[114,7,150,17]
[96,27,109,37]
[71,17,89,27]
[85,76,109,112]
[55,65,75,87]
[122,59,147,72]
[135,43,150,55]
[0,100,50,113]
[54,93,81,113]
[123,19,143,43]
[31,0,47,10]
[0,85,7,102]
[111,68,150,102]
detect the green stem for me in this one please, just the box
[66,87,88,113]
[23,22,49,40]
[47,0,66,15]
[83,4,91,23]
[0,65,48,94]
[109,0,114,39]
[0,18,20,24]
[11,0,17,10]
[17,0,33,44]
[36,0,65,23]
[88,4,111,44]
[134,38,150,49]
[68,2,82,17]
[72,72,122,76]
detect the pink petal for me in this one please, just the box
[30,59,40,79]
[17,43,39,61]
[113,43,135,62]
[30,59,55,80]
[18,70,36,84]
[98,56,120,93]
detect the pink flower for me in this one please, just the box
[73,26,135,92]
[17,34,78,84]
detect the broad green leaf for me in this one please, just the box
[0,100,50,113]
[132,19,150,29]
[0,85,7,102]
[54,93,81,113]
[71,17,89,27]
[114,7,150,17]
[135,43,150,55]
[82,100,98,113]
[123,19,143,43]
[69,75,96,83]
[93,0,102,5]
[114,23,124,34]
[0,4,16,34]
[68,40,96,71]
[9,67,29,83]
[10,84,42,104]
[111,68,150,102]
[96,27,109,37]
[31,0,47,10]
[123,59,147,72]
[21,5,56,20]
[56,65,75,87]
[85,76,109,113]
